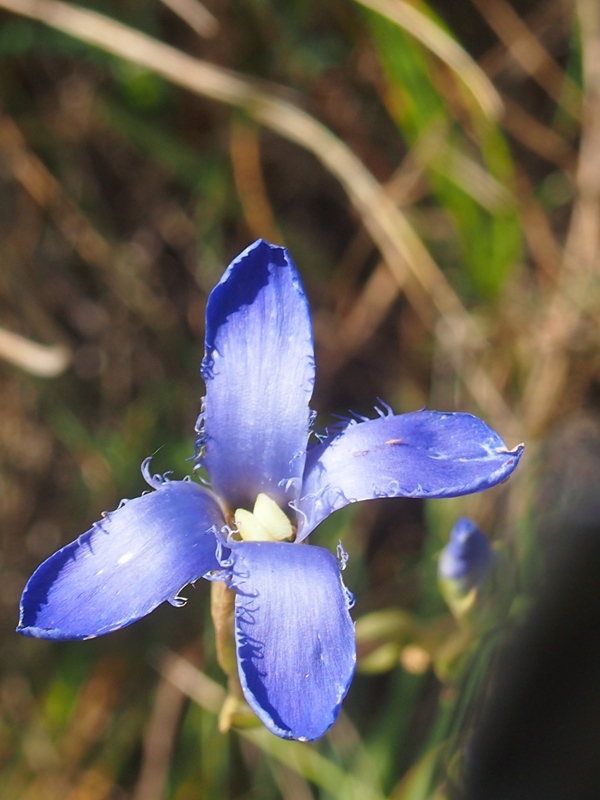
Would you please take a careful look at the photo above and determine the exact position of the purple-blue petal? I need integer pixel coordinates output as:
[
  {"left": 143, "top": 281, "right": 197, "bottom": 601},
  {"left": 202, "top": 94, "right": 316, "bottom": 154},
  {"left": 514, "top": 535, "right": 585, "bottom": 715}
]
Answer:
[
  {"left": 199, "top": 240, "right": 315, "bottom": 511},
  {"left": 227, "top": 541, "right": 355, "bottom": 741},
  {"left": 17, "top": 480, "right": 225, "bottom": 640},
  {"left": 297, "top": 410, "right": 523, "bottom": 539}
]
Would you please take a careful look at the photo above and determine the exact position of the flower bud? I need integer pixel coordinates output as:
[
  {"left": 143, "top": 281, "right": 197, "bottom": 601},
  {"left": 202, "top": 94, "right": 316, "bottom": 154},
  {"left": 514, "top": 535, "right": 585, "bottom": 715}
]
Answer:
[
  {"left": 439, "top": 518, "right": 492, "bottom": 590},
  {"left": 438, "top": 518, "right": 493, "bottom": 620}
]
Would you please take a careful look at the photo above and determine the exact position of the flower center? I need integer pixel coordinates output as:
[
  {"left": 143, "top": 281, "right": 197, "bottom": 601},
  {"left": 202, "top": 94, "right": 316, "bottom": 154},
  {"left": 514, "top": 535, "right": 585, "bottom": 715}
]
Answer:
[{"left": 234, "top": 493, "right": 294, "bottom": 542}]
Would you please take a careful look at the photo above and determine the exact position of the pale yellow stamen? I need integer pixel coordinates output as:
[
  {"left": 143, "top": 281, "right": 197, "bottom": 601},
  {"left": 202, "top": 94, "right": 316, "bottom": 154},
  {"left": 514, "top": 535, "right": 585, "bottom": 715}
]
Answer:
[{"left": 234, "top": 493, "right": 294, "bottom": 542}]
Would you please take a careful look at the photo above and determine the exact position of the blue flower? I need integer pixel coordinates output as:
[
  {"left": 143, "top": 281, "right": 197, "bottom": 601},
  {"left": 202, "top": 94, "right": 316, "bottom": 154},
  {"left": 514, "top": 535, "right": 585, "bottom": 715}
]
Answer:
[{"left": 17, "top": 240, "right": 523, "bottom": 741}]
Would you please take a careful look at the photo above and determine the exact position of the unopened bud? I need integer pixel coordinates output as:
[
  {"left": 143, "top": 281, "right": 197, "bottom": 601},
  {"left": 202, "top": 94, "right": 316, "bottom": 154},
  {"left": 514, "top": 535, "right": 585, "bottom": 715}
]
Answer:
[{"left": 438, "top": 517, "right": 492, "bottom": 591}]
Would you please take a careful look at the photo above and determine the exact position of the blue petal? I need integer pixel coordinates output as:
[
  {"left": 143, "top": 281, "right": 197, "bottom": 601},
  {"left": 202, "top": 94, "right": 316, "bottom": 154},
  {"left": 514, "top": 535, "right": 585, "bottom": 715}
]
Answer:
[
  {"left": 227, "top": 541, "right": 355, "bottom": 741},
  {"left": 199, "top": 240, "right": 315, "bottom": 511},
  {"left": 17, "top": 480, "right": 225, "bottom": 640},
  {"left": 297, "top": 410, "right": 524, "bottom": 538}
]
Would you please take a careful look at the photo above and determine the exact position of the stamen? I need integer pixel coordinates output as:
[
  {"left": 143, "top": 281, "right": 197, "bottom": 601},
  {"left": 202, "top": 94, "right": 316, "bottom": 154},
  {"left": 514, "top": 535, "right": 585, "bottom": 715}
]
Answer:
[
  {"left": 235, "top": 493, "right": 294, "bottom": 542},
  {"left": 234, "top": 508, "right": 270, "bottom": 542}
]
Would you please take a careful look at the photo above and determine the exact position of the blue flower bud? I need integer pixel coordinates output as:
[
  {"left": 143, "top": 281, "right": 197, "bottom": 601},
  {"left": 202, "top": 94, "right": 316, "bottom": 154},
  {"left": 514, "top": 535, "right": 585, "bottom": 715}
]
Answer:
[{"left": 438, "top": 517, "right": 493, "bottom": 593}]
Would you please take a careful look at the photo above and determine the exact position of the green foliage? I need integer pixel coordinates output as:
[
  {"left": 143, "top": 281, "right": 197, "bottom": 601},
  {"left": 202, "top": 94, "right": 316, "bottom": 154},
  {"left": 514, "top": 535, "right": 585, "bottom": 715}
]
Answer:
[{"left": 365, "top": 11, "right": 522, "bottom": 299}]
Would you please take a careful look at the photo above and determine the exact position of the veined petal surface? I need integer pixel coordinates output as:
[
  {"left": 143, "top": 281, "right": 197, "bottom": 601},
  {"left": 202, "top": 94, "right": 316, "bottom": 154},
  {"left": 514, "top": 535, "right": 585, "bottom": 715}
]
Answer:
[
  {"left": 200, "top": 240, "right": 314, "bottom": 511},
  {"left": 228, "top": 541, "right": 355, "bottom": 741},
  {"left": 297, "top": 410, "right": 523, "bottom": 539},
  {"left": 18, "top": 480, "right": 224, "bottom": 640}
]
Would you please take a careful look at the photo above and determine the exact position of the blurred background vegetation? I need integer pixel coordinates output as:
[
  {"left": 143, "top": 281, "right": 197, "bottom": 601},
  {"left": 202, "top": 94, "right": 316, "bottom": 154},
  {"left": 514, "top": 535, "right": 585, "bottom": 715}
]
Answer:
[{"left": 1, "top": 0, "right": 599, "bottom": 798}]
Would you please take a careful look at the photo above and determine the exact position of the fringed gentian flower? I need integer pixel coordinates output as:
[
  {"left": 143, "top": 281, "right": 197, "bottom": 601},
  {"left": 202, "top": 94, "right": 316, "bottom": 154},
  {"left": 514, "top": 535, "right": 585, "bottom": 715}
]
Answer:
[{"left": 17, "top": 240, "right": 523, "bottom": 741}]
